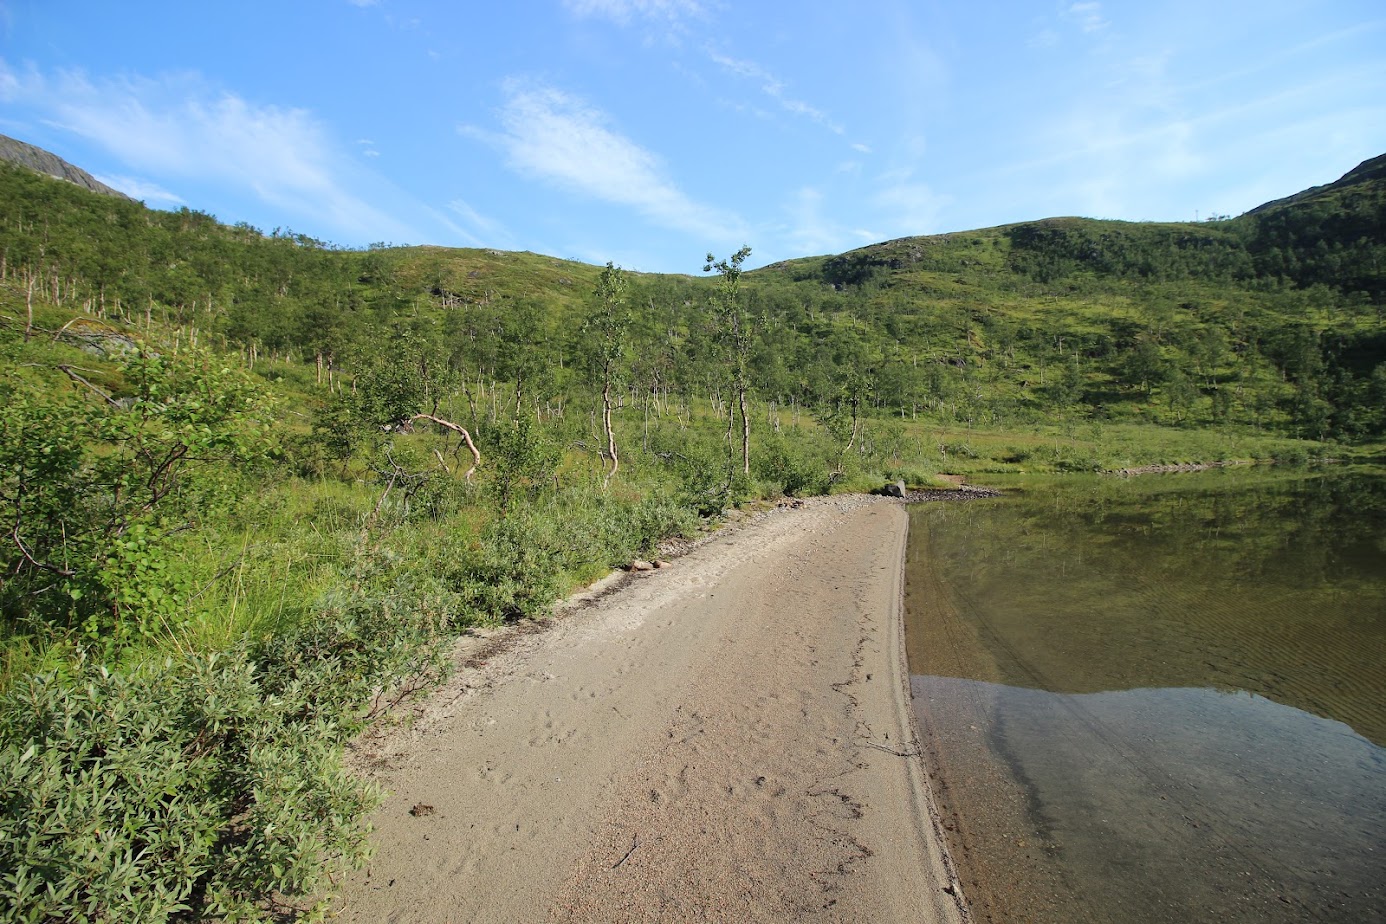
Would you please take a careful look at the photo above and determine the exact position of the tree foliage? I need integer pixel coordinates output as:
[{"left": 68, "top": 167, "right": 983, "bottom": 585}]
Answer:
[
  {"left": 1, "top": 347, "right": 271, "bottom": 648},
  {"left": 704, "top": 246, "right": 756, "bottom": 477}
]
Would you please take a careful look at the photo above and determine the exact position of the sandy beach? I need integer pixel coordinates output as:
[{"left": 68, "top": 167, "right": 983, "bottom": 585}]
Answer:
[{"left": 332, "top": 495, "right": 968, "bottom": 923}]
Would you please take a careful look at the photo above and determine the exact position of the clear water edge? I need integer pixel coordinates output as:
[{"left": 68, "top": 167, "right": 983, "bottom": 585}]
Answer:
[{"left": 903, "top": 469, "right": 1386, "bottom": 924}]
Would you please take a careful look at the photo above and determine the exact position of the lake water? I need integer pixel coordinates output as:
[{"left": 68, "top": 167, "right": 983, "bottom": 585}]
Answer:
[{"left": 904, "top": 469, "right": 1386, "bottom": 924}]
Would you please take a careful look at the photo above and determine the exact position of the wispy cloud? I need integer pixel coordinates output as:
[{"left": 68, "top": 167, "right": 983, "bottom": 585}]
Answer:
[
  {"left": 462, "top": 79, "right": 744, "bottom": 241},
  {"left": 706, "top": 49, "right": 845, "bottom": 135},
  {"left": 784, "top": 186, "right": 841, "bottom": 256},
  {"left": 562, "top": 0, "right": 703, "bottom": 24},
  {"left": 93, "top": 173, "right": 184, "bottom": 204},
  {"left": 345, "top": 0, "right": 378, "bottom": 7},
  {"left": 0, "top": 61, "right": 420, "bottom": 242},
  {"left": 447, "top": 197, "right": 512, "bottom": 247},
  {"left": 871, "top": 172, "right": 949, "bottom": 237},
  {"left": 1064, "top": 1, "right": 1109, "bottom": 35},
  {"left": 777, "top": 187, "right": 886, "bottom": 258}
]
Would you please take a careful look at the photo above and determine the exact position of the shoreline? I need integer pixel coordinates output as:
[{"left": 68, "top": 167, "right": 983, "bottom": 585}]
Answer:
[{"left": 332, "top": 495, "right": 968, "bottom": 923}]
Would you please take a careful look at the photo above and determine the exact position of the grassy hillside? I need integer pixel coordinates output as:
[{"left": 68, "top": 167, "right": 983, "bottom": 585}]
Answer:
[
  {"left": 748, "top": 155, "right": 1385, "bottom": 441},
  {"left": 2, "top": 153, "right": 1383, "bottom": 449}
]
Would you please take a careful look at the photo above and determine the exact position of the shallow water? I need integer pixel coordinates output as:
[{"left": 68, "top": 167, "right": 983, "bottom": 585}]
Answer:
[{"left": 904, "top": 469, "right": 1386, "bottom": 924}]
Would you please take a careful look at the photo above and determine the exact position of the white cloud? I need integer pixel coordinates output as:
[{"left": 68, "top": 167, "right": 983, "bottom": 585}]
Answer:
[
  {"left": 851, "top": 142, "right": 872, "bottom": 154},
  {"left": 0, "top": 61, "right": 419, "bottom": 242},
  {"left": 562, "top": 0, "right": 703, "bottom": 24},
  {"left": 778, "top": 187, "right": 889, "bottom": 257},
  {"left": 1065, "top": 2, "right": 1109, "bottom": 34},
  {"left": 714, "top": 96, "right": 775, "bottom": 123},
  {"left": 785, "top": 186, "right": 838, "bottom": 255},
  {"left": 346, "top": 0, "right": 379, "bottom": 7},
  {"left": 447, "top": 197, "right": 511, "bottom": 246},
  {"left": 93, "top": 173, "right": 184, "bottom": 204},
  {"left": 706, "top": 50, "right": 764, "bottom": 82},
  {"left": 871, "top": 175, "right": 949, "bottom": 236},
  {"left": 462, "top": 79, "right": 745, "bottom": 241},
  {"left": 706, "top": 49, "right": 844, "bottom": 134}
]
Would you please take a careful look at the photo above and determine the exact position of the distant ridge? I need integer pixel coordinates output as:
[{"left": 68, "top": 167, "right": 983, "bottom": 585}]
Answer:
[
  {"left": 1245, "top": 153, "right": 1386, "bottom": 216},
  {"left": 0, "top": 133, "right": 133, "bottom": 201}
]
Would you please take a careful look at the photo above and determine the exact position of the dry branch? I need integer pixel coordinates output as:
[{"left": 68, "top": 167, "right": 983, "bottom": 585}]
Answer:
[
  {"left": 56, "top": 364, "right": 122, "bottom": 408},
  {"left": 409, "top": 413, "right": 482, "bottom": 482},
  {"left": 612, "top": 833, "right": 642, "bottom": 869}
]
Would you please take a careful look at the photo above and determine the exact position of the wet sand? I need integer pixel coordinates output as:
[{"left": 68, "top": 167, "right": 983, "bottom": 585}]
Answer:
[{"left": 332, "top": 495, "right": 967, "bottom": 923}]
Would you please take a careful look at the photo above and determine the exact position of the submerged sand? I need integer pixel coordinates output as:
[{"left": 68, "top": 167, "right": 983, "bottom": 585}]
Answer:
[{"left": 333, "top": 495, "right": 967, "bottom": 923}]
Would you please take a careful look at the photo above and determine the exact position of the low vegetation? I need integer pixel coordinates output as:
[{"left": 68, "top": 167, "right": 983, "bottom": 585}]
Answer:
[{"left": 0, "top": 151, "right": 1381, "bottom": 920}]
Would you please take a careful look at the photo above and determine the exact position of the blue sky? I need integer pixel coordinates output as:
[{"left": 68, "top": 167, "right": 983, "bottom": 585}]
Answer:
[{"left": 2, "top": 1, "right": 1383, "bottom": 272}]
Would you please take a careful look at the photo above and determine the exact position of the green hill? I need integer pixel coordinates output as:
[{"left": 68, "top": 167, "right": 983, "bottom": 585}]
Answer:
[
  {"left": 8, "top": 150, "right": 1384, "bottom": 446},
  {"left": 743, "top": 155, "right": 1385, "bottom": 440}
]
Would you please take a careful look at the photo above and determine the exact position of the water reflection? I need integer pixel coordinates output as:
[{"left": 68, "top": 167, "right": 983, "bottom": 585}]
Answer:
[
  {"left": 906, "top": 469, "right": 1386, "bottom": 745},
  {"left": 905, "top": 469, "right": 1386, "bottom": 924}
]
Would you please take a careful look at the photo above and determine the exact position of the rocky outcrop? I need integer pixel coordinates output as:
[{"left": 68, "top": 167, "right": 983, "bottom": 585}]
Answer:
[{"left": 0, "top": 133, "right": 133, "bottom": 200}]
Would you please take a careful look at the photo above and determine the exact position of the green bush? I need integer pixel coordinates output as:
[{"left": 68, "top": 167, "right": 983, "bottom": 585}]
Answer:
[
  {"left": 938, "top": 440, "right": 979, "bottom": 459},
  {"left": 754, "top": 431, "right": 830, "bottom": 497},
  {"left": 882, "top": 465, "right": 938, "bottom": 487},
  {"left": 432, "top": 490, "right": 697, "bottom": 622},
  {"left": 619, "top": 494, "right": 698, "bottom": 556},
  {"left": 649, "top": 432, "right": 749, "bottom": 515},
  {"left": 445, "top": 511, "right": 567, "bottom": 622},
  {"left": 0, "top": 348, "right": 272, "bottom": 650},
  {"left": 0, "top": 570, "right": 449, "bottom": 923},
  {"left": 485, "top": 416, "right": 560, "bottom": 517},
  {"left": 0, "top": 655, "right": 370, "bottom": 923}
]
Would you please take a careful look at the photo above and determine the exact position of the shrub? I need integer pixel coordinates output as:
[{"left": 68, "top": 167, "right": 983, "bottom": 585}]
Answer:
[
  {"left": 0, "top": 348, "right": 272, "bottom": 650},
  {"left": 0, "top": 654, "right": 372, "bottom": 923},
  {"left": 754, "top": 431, "right": 830, "bottom": 497},
  {"left": 445, "top": 511, "right": 567, "bottom": 622},
  {"left": 657, "top": 436, "right": 751, "bottom": 515},
  {"left": 0, "top": 575, "right": 449, "bottom": 923}
]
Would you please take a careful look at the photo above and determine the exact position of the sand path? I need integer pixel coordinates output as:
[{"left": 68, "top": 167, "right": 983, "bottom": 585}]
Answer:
[{"left": 333, "top": 495, "right": 967, "bottom": 923}]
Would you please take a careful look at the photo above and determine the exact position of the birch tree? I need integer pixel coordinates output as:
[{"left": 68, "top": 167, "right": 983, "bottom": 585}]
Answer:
[
  {"left": 704, "top": 246, "right": 754, "bottom": 476},
  {"left": 586, "top": 261, "right": 630, "bottom": 487}
]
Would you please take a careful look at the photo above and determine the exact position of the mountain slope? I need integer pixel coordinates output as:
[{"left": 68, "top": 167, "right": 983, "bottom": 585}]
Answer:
[
  {"left": 1246, "top": 153, "right": 1386, "bottom": 216},
  {"left": 0, "top": 133, "right": 133, "bottom": 200},
  {"left": 1238, "top": 153, "right": 1386, "bottom": 298}
]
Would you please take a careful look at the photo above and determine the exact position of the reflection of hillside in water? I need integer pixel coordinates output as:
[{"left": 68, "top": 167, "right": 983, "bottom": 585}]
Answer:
[{"left": 904, "top": 469, "right": 1386, "bottom": 747}]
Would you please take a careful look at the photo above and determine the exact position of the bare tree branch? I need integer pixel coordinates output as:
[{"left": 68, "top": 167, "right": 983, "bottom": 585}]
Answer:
[
  {"left": 11, "top": 524, "right": 76, "bottom": 578},
  {"left": 56, "top": 364, "right": 122, "bottom": 408},
  {"left": 409, "top": 414, "right": 482, "bottom": 482}
]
